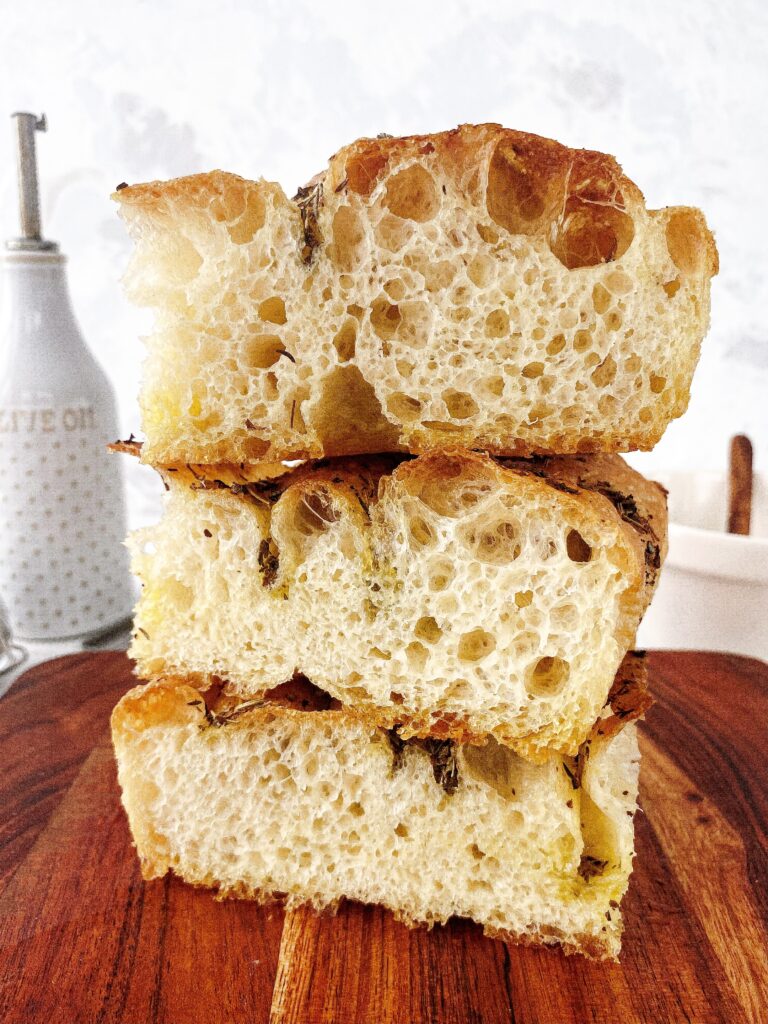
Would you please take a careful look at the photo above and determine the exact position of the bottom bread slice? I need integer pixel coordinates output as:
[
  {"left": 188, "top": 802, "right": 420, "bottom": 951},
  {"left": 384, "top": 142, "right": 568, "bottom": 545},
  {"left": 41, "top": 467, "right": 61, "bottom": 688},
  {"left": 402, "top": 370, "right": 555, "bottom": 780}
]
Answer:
[{"left": 111, "top": 665, "right": 647, "bottom": 960}]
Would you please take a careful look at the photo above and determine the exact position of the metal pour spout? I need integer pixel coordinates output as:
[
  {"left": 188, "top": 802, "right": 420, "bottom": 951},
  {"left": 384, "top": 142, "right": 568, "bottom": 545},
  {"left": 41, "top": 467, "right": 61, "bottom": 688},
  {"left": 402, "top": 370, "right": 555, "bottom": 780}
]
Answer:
[{"left": 6, "top": 111, "right": 58, "bottom": 252}]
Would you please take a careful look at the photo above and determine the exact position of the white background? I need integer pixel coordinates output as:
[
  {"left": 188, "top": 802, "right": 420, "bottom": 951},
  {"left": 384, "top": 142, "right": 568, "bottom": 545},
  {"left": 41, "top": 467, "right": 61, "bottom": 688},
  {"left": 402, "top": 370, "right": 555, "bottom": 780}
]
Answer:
[{"left": 1, "top": 0, "right": 766, "bottom": 529}]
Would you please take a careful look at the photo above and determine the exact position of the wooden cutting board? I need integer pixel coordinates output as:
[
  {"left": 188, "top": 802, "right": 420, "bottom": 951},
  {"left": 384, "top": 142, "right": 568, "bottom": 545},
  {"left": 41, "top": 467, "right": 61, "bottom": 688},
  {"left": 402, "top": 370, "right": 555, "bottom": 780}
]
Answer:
[{"left": 0, "top": 651, "right": 765, "bottom": 1024}]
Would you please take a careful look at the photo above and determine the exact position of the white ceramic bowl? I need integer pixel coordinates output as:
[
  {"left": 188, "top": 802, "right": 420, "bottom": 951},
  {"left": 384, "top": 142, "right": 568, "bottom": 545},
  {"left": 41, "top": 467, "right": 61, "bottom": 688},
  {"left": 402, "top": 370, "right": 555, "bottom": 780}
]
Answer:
[{"left": 637, "top": 470, "right": 768, "bottom": 661}]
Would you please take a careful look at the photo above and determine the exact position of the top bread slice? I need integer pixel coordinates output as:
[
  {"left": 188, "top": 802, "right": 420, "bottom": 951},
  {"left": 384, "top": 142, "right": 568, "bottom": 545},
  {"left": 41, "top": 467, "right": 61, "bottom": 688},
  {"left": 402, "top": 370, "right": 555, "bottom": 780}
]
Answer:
[{"left": 115, "top": 123, "right": 718, "bottom": 466}]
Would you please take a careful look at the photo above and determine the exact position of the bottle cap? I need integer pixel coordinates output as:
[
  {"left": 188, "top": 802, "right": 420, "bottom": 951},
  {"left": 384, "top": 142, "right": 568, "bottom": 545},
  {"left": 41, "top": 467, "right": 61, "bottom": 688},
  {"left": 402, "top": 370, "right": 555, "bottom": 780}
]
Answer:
[{"left": 5, "top": 112, "right": 59, "bottom": 253}]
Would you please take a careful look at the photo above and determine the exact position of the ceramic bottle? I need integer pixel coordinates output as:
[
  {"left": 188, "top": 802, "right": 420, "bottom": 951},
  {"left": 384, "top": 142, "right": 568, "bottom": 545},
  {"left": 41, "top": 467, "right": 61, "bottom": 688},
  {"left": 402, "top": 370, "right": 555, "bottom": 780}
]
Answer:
[{"left": 0, "top": 113, "right": 133, "bottom": 639}]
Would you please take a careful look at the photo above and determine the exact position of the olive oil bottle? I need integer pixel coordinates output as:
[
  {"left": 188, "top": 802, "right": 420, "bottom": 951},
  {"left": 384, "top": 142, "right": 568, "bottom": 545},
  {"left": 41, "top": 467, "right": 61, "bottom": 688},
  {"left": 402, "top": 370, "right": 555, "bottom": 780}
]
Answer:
[{"left": 0, "top": 113, "right": 133, "bottom": 639}]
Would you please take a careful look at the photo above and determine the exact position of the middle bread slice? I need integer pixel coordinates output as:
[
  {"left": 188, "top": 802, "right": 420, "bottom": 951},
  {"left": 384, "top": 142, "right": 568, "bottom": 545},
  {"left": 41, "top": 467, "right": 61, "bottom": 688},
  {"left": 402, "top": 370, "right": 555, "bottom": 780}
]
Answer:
[{"left": 129, "top": 448, "right": 666, "bottom": 761}]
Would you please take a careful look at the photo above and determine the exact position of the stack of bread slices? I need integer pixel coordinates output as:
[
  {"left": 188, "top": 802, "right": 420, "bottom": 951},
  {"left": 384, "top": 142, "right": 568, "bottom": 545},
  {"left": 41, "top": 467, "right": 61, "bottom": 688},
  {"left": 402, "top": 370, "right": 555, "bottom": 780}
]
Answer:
[{"left": 110, "top": 124, "right": 717, "bottom": 960}]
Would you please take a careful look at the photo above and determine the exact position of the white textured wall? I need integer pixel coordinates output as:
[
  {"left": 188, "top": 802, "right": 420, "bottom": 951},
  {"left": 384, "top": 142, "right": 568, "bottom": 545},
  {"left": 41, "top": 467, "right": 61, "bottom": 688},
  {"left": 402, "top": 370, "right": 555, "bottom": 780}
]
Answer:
[{"left": 1, "top": 0, "right": 766, "bottom": 526}]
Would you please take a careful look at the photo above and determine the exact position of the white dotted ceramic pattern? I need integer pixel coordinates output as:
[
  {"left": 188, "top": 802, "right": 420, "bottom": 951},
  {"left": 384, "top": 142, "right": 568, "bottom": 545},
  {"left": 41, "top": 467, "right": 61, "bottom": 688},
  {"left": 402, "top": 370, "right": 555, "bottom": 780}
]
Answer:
[
  {"left": 0, "top": 413, "right": 132, "bottom": 639},
  {"left": 0, "top": 251, "right": 134, "bottom": 640}
]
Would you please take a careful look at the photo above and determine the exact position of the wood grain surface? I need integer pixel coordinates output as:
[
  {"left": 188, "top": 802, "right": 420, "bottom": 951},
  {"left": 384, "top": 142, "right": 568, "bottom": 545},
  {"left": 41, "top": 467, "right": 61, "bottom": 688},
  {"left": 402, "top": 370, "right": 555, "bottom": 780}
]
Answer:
[{"left": 0, "top": 651, "right": 765, "bottom": 1024}]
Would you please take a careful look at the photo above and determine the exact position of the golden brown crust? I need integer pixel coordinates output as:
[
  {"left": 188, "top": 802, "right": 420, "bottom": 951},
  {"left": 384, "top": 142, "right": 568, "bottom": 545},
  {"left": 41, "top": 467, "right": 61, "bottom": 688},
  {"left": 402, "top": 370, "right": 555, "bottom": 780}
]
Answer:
[
  {"left": 115, "top": 444, "right": 667, "bottom": 586},
  {"left": 115, "top": 124, "right": 645, "bottom": 239},
  {"left": 109, "top": 438, "right": 143, "bottom": 458},
  {"left": 122, "top": 662, "right": 650, "bottom": 763},
  {"left": 113, "top": 123, "right": 717, "bottom": 290},
  {"left": 113, "top": 169, "right": 261, "bottom": 211},
  {"left": 214, "top": 675, "right": 341, "bottom": 714},
  {"left": 118, "top": 649, "right": 649, "bottom": 773},
  {"left": 325, "top": 123, "right": 645, "bottom": 238},
  {"left": 114, "top": 125, "right": 717, "bottom": 281},
  {"left": 594, "top": 651, "right": 654, "bottom": 741},
  {"left": 113, "top": 442, "right": 667, "bottom": 571},
  {"left": 125, "top": 444, "right": 667, "bottom": 550},
  {"left": 109, "top": 437, "right": 293, "bottom": 486}
]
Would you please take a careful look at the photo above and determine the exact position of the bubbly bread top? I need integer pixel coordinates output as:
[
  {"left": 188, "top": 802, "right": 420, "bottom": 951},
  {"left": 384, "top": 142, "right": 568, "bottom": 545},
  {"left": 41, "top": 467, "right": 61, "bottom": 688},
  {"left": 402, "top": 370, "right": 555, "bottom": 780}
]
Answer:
[
  {"left": 115, "top": 123, "right": 718, "bottom": 466},
  {"left": 129, "top": 448, "right": 666, "bottom": 760},
  {"left": 111, "top": 663, "right": 647, "bottom": 960}
]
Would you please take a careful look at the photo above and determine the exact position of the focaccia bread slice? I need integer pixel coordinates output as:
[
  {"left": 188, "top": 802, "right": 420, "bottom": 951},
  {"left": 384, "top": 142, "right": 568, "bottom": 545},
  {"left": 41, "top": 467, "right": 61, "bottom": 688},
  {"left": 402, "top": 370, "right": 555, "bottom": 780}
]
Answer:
[
  {"left": 115, "top": 123, "right": 717, "bottom": 466},
  {"left": 111, "top": 661, "right": 649, "bottom": 961},
  {"left": 128, "top": 448, "right": 666, "bottom": 761}
]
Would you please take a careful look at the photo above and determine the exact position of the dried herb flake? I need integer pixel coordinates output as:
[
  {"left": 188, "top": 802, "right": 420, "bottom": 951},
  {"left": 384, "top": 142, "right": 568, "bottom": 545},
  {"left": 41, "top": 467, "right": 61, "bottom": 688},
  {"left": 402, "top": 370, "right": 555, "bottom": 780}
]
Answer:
[
  {"left": 386, "top": 727, "right": 407, "bottom": 773},
  {"left": 197, "top": 697, "right": 267, "bottom": 728},
  {"left": 258, "top": 536, "right": 280, "bottom": 587},
  {"left": 577, "top": 855, "right": 608, "bottom": 882},
  {"left": 294, "top": 180, "right": 323, "bottom": 264},
  {"left": 385, "top": 731, "right": 460, "bottom": 794},
  {"left": 562, "top": 761, "right": 580, "bottom": 790},
  {"left": 421, "top": 738, "right": 460, "bottom": 794}
]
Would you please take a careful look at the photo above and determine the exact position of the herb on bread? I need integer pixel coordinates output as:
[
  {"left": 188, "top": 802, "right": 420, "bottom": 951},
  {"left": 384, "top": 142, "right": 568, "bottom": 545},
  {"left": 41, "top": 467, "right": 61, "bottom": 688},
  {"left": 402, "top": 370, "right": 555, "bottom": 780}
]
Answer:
[{"left": 294, "top": 180, "right": 323, "bottom": 264}]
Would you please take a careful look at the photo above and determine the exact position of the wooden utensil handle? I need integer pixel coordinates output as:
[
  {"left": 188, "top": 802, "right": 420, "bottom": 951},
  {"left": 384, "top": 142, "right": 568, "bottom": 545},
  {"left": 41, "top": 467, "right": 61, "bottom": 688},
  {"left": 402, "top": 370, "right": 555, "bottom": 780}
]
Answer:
[{"left": 727, "top": 434, "right": 753, "bottom": 535}]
